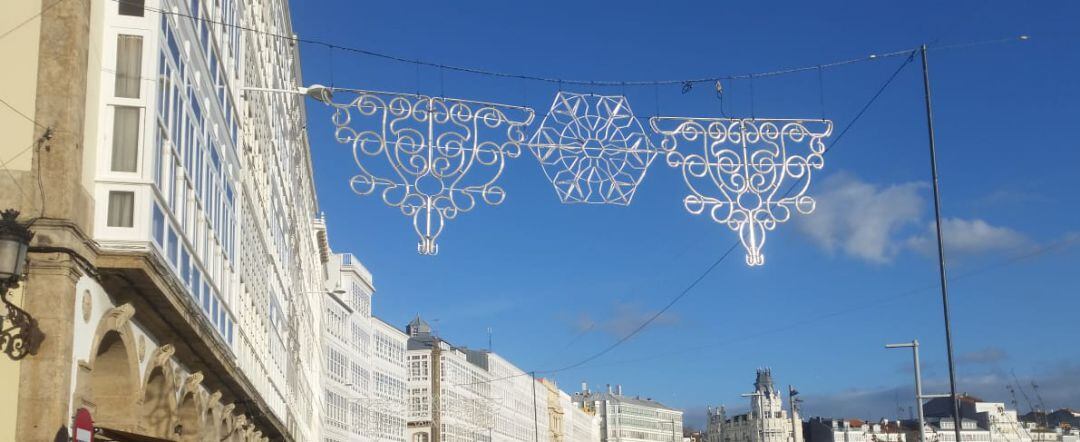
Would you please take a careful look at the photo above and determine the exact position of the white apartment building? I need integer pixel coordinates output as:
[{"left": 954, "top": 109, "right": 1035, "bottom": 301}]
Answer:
[
  {"left": 323, "top": 252, "right": 409, "bottom": 442},
  {"left": 543, "top": 379, "right": 604, "bottom": 442},
  {"left": 0, "top": 0, "right": 325, "bottom": 438},
  {"left": 573, "top": 384, "right": 684, "bottom": 442},
  {"left": 806, "top": 418, "right": 906, "bottom": 442},
  {"left": 923, "top": 396, "right": 1034, "bottom": 442},
  {"left": 406, "top": 316, "right": 590, "bottom": 442},
  {"left": 706, "top": 369, "right": 802, "bottom": 442}
]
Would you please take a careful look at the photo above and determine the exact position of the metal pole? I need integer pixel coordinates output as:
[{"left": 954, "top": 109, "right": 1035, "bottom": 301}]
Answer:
[
  {"left": 920, "top": 43, "right": 963, "bottom": 442},
  {"left": 789, "top": 386, "right": 799, "bottom": 442},
  {"left": 887, "top": 341, "right": 928, "bottom": 442},
  {"left": 531, "top": 371, "right": 540, "bottom": 442},
  {"left": 913, "top": 341, "right": 927, "bottom": 442}
]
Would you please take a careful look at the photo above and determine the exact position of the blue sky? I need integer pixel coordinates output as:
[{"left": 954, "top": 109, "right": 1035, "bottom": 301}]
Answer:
[{"left": 292, "top": 0, "right": 1080, "bottom": 427}]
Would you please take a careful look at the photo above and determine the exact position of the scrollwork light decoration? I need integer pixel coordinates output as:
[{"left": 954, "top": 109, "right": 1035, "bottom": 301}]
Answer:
[
  {"left": 329, "top": 89, "right": 535, "bottom": 255},
  {"left": 529, "top": 92, "right": 657, "bottom": 205},
  {"left": 649, "top": 117, "right": 834, "bottom": 266}
]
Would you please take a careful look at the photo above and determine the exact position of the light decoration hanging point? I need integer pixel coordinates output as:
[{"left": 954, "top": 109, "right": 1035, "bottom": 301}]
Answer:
[
  {"left": 529, "top": 92, "right": 658, "bottom": 205},
  {"left": 650, "top": 117, "right": 834, "bottom": 266},
  {"left": 328, "top": 89, "right": 534, "bottom": 255}
]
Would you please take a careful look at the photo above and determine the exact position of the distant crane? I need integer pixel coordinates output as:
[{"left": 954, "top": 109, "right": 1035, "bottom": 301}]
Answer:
[
  {"left": 1011, "top": 371, "right": 1038, "bottom": 421},
  {"left": 1006, "top": 385, "right": 1020, "bottom": 413},
  {"left": 1032, "top": 381, "right": 1049, "bottom": 426}
]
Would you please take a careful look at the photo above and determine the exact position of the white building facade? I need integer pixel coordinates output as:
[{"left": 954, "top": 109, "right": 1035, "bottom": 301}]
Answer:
[
  {"left": 573, "top": 384, "right": 684, "bottom": 442},
  {"left": 807, "top": 418, "right": 906, "bottom": 442},
  {"left": 0, "top": 0, "right": 326, "bottom": 438},
  {"left": 706, "top": 369, "right": 802, "bottom": 442},
  {"left": 322, "top": 252, "right": 409, "bottom": 442},
  {"left": 405, "top": 316, "right": 593, "bottom": 442}
]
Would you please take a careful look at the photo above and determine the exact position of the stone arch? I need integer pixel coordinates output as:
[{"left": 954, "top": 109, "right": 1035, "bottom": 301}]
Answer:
[
  {"left": 175, "top": 390, "right": 202, "bottom": 441},
  {"left": 202, "top": 405, "right": 219, "bottom": 441},
  {"left": 218, "top": 404, "right": 235, "bottom": 441},
  {"left": 82, "top": 304, "right": 141, "bottom": 431},
  {"left": 138, "top": 360, "right": 173, "bottom": 434}
]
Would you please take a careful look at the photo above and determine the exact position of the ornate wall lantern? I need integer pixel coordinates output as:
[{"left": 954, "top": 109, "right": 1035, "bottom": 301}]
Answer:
[{"left": 0, "top": 209, "right": 45, "bottom": 360}]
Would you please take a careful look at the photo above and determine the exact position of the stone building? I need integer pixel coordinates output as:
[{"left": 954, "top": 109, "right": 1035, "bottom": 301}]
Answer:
[
  {"left": 0, "top": 0, "right": 327, "bottom": 439},
  {"left": 706, "top": 369, "right": 803, "bottom": 442},
  {"left": 572, "top": 383, "right": 684, "bottom": 442}
]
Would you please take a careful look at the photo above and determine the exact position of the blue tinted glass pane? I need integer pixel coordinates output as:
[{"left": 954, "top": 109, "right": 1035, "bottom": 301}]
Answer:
[
  {"left": 152, "top": 204, "right": 164, "bottom": 245},
  {"left": 167, "top": 229, "right": 178, "bottom": 265},
  {"left": 202, "top": 283, "right": 211, "bottom": 312},
  {"left": 180, "top": 250, "right": 190, "bottom": 287},
  {"left": 192, "top": 271, "right": 201, "bottom": 299}
]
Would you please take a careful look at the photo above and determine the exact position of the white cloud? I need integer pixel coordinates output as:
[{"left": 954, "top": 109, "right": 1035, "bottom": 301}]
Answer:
[
  {"left": 576, "top": 302, "right": 680, "bottom": 338},
  {"left": 796, "top": 172, "right": 925, "bottom": 263},
  {"left": 957, "top": 347, "right": 1009, "bottom": 365},
  {"left": 906, "top": 218, "right": 1029, "bottom": 255}
]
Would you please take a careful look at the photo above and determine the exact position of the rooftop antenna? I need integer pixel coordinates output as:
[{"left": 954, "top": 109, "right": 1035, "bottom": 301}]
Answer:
[{"left": 487, "top": 326, "right": 493, "bottom": 352}]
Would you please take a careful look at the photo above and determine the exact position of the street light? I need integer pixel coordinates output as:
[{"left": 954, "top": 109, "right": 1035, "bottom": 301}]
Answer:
[
  {"left": 241, "top": 84, "right": 334, "bottom": 104},
  {"left": 0, "top": 209, "right": 44, "bottom": 360},
  {"left": 886, "top": 340, "right": 952, "bottom": 442}
]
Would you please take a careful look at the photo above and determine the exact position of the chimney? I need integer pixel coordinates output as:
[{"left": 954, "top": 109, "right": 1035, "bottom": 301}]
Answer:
[
  {"left": 617, "top": 385, "right": 623, "bottom": 395},
  {"left": 582, "top": 382, "right": 589, "bottom": 394},
  {"left": 607, "top": 384, "right": 612, "bottom": 394}
]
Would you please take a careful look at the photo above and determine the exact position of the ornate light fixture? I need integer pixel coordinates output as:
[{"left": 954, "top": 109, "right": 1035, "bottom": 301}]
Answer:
[
  {"left": 0, "top": 209, "right": 45, "bottom": 360},
  {"left": 650, "top": 118, "right": 833, "bottom": 266},
  {"left": 328, "top": 89, "right": 534, "bottom": 255},
  {"left": 529, "top": 93, "right": 657, "bottom": 205}
]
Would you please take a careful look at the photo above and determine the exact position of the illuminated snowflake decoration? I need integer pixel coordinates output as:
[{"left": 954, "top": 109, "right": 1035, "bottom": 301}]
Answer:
[
  {"left": 650, "top": 117, "right": 834, "bottom": 266},
  {"left": 329, "top": 89, "right": 535, "bottom": 255},
  {"left": 529, "top": 92, "right": 657, "bottom": 205}
]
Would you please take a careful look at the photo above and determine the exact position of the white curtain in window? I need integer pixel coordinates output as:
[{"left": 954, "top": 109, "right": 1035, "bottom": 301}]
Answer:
[
  {"left": 111, "top": 106, "right": 140, "bottom": 172},
  {"left": 114, "top": 35, "right": 143, "bottom": 98},
  {"left": 107, "top": 191, "right": 135, "bottom": 227}
]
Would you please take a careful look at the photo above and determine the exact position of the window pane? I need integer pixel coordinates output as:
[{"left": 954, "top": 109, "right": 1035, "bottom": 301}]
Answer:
[
  {"left": 152, "top": 203, "right": 164, "bottom": 245},
  {"left": 114, "top": 35, "right": 143, "bottom": 98},
  {"left": 107, "top": 191, "right": 135, "bottom": 227},
  {"left": 118, "top": 0, "right": 145, "bottom": 16},
  {"left": 111, "top": 106, "right": 140, "bottom": 172}
]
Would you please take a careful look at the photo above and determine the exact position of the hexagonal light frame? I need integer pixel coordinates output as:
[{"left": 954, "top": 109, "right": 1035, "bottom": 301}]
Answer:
[{"left": 529, "top": 92, "right": 658, "bottom": 205}]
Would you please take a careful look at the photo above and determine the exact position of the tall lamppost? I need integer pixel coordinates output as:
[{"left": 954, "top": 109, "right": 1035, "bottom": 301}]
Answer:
[
  {"left": 0, "top": 209, "right": 44, "bottom": 360},
  {"left": 886, "top": 340, "right": 952, "bottom": 442}
]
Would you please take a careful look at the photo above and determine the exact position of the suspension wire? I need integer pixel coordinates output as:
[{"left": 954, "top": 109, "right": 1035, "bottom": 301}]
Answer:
[
  {"left": 818, "top": 65, "right": 827, "bottom": 120},
  {"left": 406, "top": 47, "right": 930, "bottom": 389},
  {"left": 0, "top": 96, "right": 50, "bottom": 130},
  {"left": 0, "top": 0, "right": 71, "bottom": 41},
  {"left": 749, "top": 74, "right": 756, "bottom": 119},
  {"left": 543, "top": 49, "right": 917, "bottom": 377},
  {"left": 109, "top": 0, "right": 1027, "bottom": 88},
  {"left": 653, "top": 83, "right": 660, "bottom": 117},
  {"left": 103, "top": 0, "right": 1030, "bottom": 387},
  {"left": 553, "top": 232, "right": 1080, "bottom": 373},
  {"left": 328, "top": 46, "right": 335, "bottom": 88}
]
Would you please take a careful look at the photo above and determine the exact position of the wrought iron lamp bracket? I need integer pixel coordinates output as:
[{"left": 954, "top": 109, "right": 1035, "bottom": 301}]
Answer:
[
  {"left": 0, "top": 279, "right": 45, "bottom": 360},
  {"left": 0, "top": 209, "right": 44, "bottom": 360}
]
